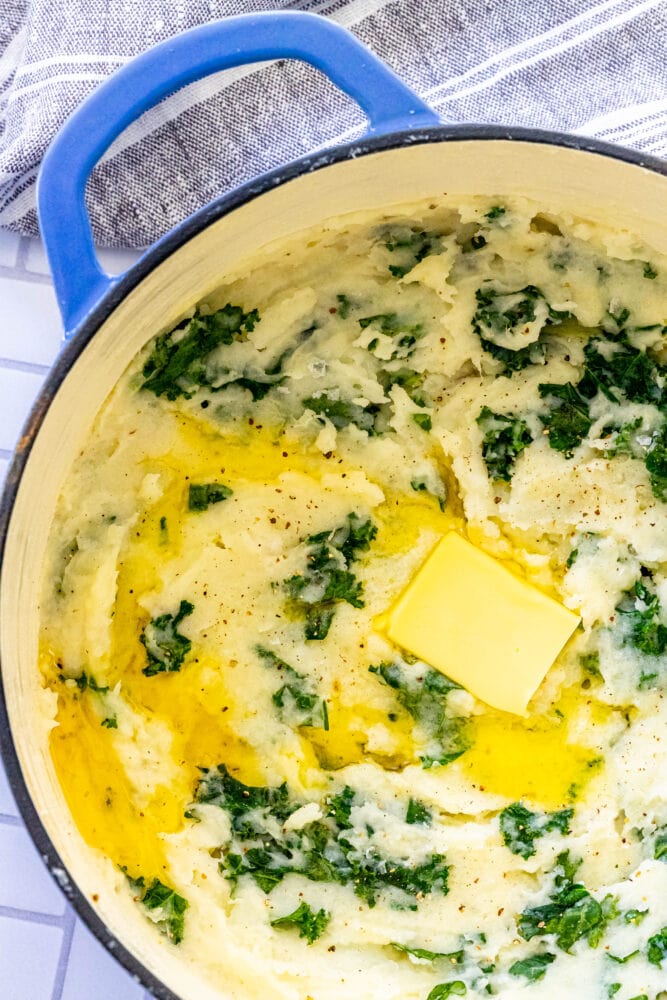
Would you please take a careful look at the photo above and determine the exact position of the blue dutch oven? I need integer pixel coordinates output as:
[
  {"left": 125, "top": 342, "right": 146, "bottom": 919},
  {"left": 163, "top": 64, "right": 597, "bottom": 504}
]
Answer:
[{"left": 1, "top": 11, "right": 666, "bottom": 999}]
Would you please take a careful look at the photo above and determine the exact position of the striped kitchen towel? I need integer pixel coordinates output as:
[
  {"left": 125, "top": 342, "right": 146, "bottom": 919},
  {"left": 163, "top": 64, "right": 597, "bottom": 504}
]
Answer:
[{"left": 1, "top": 0, "right": 666, "bottom": 248}]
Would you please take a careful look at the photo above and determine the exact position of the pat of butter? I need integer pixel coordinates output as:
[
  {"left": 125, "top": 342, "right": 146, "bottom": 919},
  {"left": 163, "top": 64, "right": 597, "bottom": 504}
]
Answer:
[{"left": 384, "top": 532, "right": 580, "bottom": 715}]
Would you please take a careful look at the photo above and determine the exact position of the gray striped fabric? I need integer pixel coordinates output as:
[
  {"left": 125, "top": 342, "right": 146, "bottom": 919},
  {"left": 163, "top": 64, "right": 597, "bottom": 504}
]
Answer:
[{"left": 1, "top": 0, "right": 666, "bottom": 248}]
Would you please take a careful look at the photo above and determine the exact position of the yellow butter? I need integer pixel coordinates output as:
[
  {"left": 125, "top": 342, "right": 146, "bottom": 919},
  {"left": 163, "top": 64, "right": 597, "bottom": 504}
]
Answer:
[{"left": 384, "top": 532, "right": 580, "bottom": 715}]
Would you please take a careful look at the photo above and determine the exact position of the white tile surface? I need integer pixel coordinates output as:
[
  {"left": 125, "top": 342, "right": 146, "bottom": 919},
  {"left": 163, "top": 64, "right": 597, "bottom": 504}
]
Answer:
[
  {"left": 61, "top": 921, "right": 145, "bottom": 1000},
  {"left": 0, "top": 237, "right": 152, "bottom": 1000},
  {"left": 0, "top": 229, "right": 20, "bottom": 268},
  {"left": 0, "top": 823, "right": 67, "bottom": 915},
  {"left": 0, "top": 915, "right": 64, "bottom": 1000},
  {"left": 0, "top": 277, "right": 63, "bottom": 366}
]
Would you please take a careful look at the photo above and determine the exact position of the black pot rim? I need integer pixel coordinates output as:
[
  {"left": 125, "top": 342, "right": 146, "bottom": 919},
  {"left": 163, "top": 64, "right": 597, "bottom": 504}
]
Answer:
[{"left": 1, "top": 121, "right": 666, "bottom": 1000}]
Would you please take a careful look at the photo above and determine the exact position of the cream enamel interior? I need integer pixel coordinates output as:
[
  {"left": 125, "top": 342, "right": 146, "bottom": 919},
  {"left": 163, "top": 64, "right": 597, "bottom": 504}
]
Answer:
[{"left": 3, "top": 137, "right": 667, "bottom": 999}]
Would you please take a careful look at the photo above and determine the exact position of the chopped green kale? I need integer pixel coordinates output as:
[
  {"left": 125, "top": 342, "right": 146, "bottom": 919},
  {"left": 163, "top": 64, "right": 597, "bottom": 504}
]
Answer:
[
  {"left": 578, "top": 333, "right": 666, "bottom": 408},
  {"left": 499, "top": 802, "right": 573, "bottom": 859},
  {"left": 69, "top": 672, "right": 109, "bottom": 694},
  {"left": 381, "top": 224, "right": 441, "bottom": 278},
  {"left": 270, "top": 901, "right": 331, "bottom": 944},
  {"left": 390, "top": 943, "right": 464, "bottom": 964},
  {"left": 518, "top": 864, "right": 618, "bottom": 952},
  {"left": 140, "top": 599, "right": 194, "bottom": 676},
  {"left": 643, "top": 262, "right": 658, "bottom": 279},
  {"left": 188, "top": 482, "right": 233, "bottom": 511},
  {"left": 646, "top": 424, "right": 667, "bottom": 500},
  {"left": 538, "top": 382, "right": 592, "bottom": 457},
  {"left": 100, "top": 716, "right": 118, "bottom": 729},
  {"left": 426, "top": 983, "right": 467, "bottom": 999},
  {"left": 283, "top": 514, "right": 376, "bottom": 641},
  {"left": 624, "top": 908, "right": 649, "bottom": 925},
  {"left": 485, "top": 206, "right": 506, "bottom": 221},
  {"left": 359, "top": 313, "right": 424, "bottom": 360},
  {"left": 302, "top": 392, "right": 380, "bottom": 434},
  {"left": 476, "top": 406, "right": 533, "bottom": 481},
  {"left": 369, "top": 661, "right": 471, "bottom": 768},
  {"left": 336, "top": 293, "right": 352, "bottom": 318},
  {"left": 413, "top": 412, "right": 432, "bottom": 431},
  {"left": 256, "top": 645, "right": 328, "bottom": 730},
  {"left": 648, "top": 927, "right": 667, "bottom": 966},
  {"left": 125, "top": 873, "right": 188, "bottom": 944},
  {"left": 406, "top": 798, "right": 432, "bottom": 826},
  {"left": 508, "top": 953, "right": 556, "bottom": 981},
  {"left": 193, "top": 766, "right": 449, "bottom": 908},
  {"left": 616, "top": 578, "right": 667, "bottom": 658},
  {"left": 472, "top": 285, "right": 569, "bottom": 375},
  {"left": 141, "top": 304, "right": 259, "bottom": 400},
  {"left": 655, "top": 827, "right": 667, "bottom": 861}
]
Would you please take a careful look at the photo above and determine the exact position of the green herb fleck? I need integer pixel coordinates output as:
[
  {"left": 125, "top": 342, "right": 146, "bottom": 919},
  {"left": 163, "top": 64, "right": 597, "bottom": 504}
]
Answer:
[
  {"left": 508, "top": 953, "right": 556, "bottom": 981},
  {"left": 648, "top": 927, "right": 667, "bottom": 966},
  {"left": 125, "top": 873, "right": 188, "bottom": 944},
  {"left": 369, "top": 661, "right": 471, "bottom": 768},
  {"left": 270, "top": 901, "right": 331, "bottom": 944},
  {"left": 140, "top": 599, "right": 194, "bottom": 676},
  {"left": 616, "top": 578, "right": 667, "bottom": 658},
  {"left": 485, "top": 206, "right": 506, "bottom": 221},
  {"left": 538, "top": 382, "right": 592, "bottom": 457},
  {"left": 283, "top": 514, "right": 376, "bottom": 641},
  {"left": 499, "top": 802, "right": 573, "bottom": 859},
  {"left": 477, "top": 406, "right": 533, "bottom": 481},
  {"left": 256, "top": 645, "right": 328, "bottom": 730},
  {"left": 643, "top": 262, "right": 658, "bottom": 279},
  {"left": 426, "top": 983, "right": 467, "bottom": 999},
  {"left": 406, "top": 798, "right": 432, "bottom": 826},
  {"left": 381, "top": 225, "right": 441, "bottom": 278},
  {"left": 390, "top": 943, "right": 463, "bottom": 964},
  {"left": 413, "top": 412, "right": 432, "bottom": 432},
  {"left": 141, "top": 304, "right": 259, "bottom": 400},
  {"left": 336, "top": 293, "right": 352, "bottom": 318},
  {"left": 188, "top": 482, "right": 233, "bottom": 511},
  {"left": 101, "top": 716, "right": 118, "bottom": 729}
]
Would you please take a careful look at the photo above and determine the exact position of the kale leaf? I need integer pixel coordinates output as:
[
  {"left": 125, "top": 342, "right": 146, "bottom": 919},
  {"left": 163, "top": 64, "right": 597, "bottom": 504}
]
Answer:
[
  {"left": 518, "top": 873, "right": 618, "bottom": 952},
  {"left": 426, "top": 983, "right": 467, "bottom": 999},
  {"left": 648, "top": 927, "right": 667, "bottom": 966},
  {"left": 655, "top": 827, "right": 667, "bottom": 861},
  {"left": 270, "top": 901, "right": 331, "bottom": 944},
  {"left": 193, "top": 768, "right": 449, "bottom": 909},
  {"left": 381, "top": 225, "right": 441, "bottom": 278},
  {"left": 302, "top": 392, "right": 380, "bottom": 434},
  {"left": 499, "top": 802, "right": 573, "bottom": 859},
  {"left": 472, "top": 285, "right": 569, "bottom": 375},
  {"left": 284, "top": 514, "right": 376, "bottom": 641},
  {"left": 477, "top": 406, "right": 533, "bottom": 481},
  {"left": 141, "top": 304, "right": 259, "bottom": 400},
  {"left": 256, "top": 645, "right": 329, "bottom": 730},
  {"left": 508, "top": 953, "right": 556, "bottom": 981},
  {"left": 406, "top": 798, "right": 432, "bottom": 826},
  {"left": 538, "top": 382, "right": 592, "bottom": 457},
  {"left": 578, "top": 334, "right": 666, "bottom": 407},
  {"left": 616, "top": 578, "right": 667, "bottom": 658},
  {"left": 125, "top": 873, "right": 188, "bottom": 944},
  {"left": 140, "top": 599, "right": 194, "bottom": 676},
  {"left": 358, "top": 313, "right": 425, "bottom": 360},
  {"left": 369, "top": 661, "right": 471, "bottom": 768},
  {"left": 188, "top": 482, "right": 233, "bottom": 511},
  {"left": 645, "top": 424, "right": 667, "bottom": 500},
  {"left": 390, "top": 943, "right": 464, "bottom": 964}
]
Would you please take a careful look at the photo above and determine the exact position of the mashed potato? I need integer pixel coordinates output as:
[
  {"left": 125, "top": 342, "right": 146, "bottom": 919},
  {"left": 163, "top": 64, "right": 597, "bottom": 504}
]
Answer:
[{"left": 40, "top": 197, "right": 667, "bottom": 999}]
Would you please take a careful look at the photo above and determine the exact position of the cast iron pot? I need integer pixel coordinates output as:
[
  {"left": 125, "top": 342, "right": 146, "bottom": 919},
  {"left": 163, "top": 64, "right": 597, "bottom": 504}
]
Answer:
[{"left": 1, "top": 11, "right": 666, "bottom": 999}]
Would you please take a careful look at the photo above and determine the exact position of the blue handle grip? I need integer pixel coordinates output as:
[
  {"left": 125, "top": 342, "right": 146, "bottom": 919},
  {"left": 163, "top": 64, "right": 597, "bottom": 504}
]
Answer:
[{"left": 37, "top": 11, "right": 439, "bottom": 336}]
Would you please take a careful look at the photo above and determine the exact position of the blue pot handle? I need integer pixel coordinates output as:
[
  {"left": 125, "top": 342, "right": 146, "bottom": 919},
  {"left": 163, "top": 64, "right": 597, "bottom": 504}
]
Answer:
[{"left": 37, "top": 11, "right": 439, "bottom": 337}]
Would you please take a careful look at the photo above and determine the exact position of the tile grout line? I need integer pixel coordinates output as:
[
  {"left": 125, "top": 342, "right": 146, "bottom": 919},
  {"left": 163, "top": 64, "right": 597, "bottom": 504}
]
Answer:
[
  {"left": 0, "top": 355, "right": 53, "bottom": 375},
  {"left": 50, "top": 905, "right": 77, "bottom": 1000},
  {"left": 0, "top": 262, "right": 53, "bottom": 285},
  {"left": 14, "top": 235, "right": 31, "bottom": 272},
  {"left": 0, "top": 903, "right": 69, "bottom": 927},
  {"left": 0, "top": 811, "right": 22, "bottom": 825}
]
